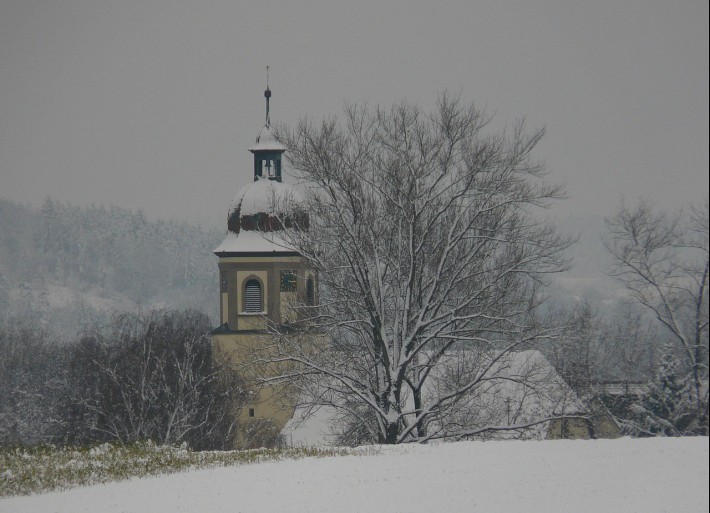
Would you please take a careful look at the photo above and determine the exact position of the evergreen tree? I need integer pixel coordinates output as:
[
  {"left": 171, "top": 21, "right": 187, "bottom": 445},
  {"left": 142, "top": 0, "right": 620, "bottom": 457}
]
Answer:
[{"left": 630, "top": 350, "right": 705, "bottom": 436}]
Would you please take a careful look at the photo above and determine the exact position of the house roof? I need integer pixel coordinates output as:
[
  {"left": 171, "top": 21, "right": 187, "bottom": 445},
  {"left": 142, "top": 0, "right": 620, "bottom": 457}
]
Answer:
[{"left": 281, "top": 350, "right": 582, "bottom": 446}]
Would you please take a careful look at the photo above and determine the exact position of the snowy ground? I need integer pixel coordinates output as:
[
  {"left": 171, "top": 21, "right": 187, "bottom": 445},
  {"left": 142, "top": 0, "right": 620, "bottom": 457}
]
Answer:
[{"left": 2, "top": 437, "right": 707, "bottom": 513}]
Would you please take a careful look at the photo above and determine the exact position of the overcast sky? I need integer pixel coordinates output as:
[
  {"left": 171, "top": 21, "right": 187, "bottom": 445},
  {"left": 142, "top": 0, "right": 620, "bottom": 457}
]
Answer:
[{"left": 1, "top": 0, "right": 707, "bottom": 228}]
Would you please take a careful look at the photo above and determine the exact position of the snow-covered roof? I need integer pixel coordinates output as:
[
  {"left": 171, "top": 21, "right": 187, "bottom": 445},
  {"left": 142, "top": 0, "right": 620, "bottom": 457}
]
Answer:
[
  {"left": 282, "top": 350, "right": 581, "bottom": 446},
  {"left": 213, "top": 230, "right": 296, "bottom": 254},
  {"left": 249, "top": 125, "right": 287, "bottom": 152},
  {"left": 228, "top": 177, "right": 303, "bottom": 217}
]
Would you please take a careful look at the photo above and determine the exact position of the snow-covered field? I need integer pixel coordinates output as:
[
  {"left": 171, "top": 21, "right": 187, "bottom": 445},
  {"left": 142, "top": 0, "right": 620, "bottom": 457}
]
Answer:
[{"left": 2, "top": 437, "right": 707, "bottom": 513}]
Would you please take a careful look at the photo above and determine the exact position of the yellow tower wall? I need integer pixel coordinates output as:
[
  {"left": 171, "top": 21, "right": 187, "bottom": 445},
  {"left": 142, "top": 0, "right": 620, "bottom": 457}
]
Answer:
[{"left": 212, "top": 253, "right": 318, "bottom": 448}]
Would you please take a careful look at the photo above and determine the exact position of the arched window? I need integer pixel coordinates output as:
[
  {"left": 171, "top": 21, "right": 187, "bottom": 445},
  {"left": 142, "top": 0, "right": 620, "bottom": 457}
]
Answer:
[
  {"left": 306, "top": 276, "right": 315, "bottom": 306},
  {"left": 244, "top": 279, "right": 263, "bottom": 313}
]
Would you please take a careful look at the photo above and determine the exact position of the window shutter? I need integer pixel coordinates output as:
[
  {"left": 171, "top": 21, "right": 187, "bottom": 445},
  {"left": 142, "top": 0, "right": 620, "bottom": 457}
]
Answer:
[
  {"left": 306, "top": 277, "right": 315, "bottom": 306},
  {"left": 244, "top": 279, "right": 262, "bottom": 312}
]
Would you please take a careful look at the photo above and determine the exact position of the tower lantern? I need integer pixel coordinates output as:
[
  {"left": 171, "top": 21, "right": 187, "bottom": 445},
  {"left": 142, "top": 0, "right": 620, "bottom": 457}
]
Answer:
[
  {"left": 250, "top": 125, "right": 286, "bottom": 182},
  {"left": 249, "top": 68, "right": 286, "bottom": 182}
]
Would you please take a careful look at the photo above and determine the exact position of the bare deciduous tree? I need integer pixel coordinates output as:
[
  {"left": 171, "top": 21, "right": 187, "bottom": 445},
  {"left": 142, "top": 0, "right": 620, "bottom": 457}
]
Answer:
[
  {"left": 259, "top": 95, "right": 575, "bottom": 444},
  {"left": 80, "top": 310, "right": 246, "bottom": 449},
  {"left": 0, "top": 323, "right": 68, "bottom": 445},
  {"left": 596, "top": 305, "right": 657, "bottom": 384},
  {"left": 0, "top": 310, "right": 246, "bottom": 449},
  {"left": 604, "top": 201, "right": 709, "bottom": 434},
  {"left": 543, "top": 301, "right": 602, "bottom": 396}
]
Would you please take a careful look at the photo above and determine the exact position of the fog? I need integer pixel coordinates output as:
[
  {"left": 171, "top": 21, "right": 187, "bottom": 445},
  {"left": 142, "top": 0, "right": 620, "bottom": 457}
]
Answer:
[{"left": 1, "top": 0, "right": 707, "bottom": 229}]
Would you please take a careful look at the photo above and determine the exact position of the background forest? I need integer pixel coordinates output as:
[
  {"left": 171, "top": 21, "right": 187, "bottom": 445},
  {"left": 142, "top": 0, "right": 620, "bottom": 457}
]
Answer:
[
  {"left": 0, "top": 199, "right": 248, "bottom": 448},
  {"left": 0, "top": 197, "right": 221, "bottom": 336}
]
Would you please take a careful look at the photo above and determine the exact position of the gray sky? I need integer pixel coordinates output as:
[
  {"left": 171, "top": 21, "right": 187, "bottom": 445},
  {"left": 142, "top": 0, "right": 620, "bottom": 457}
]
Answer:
[{"left": 1, "top": 0, "right": 707, "bottom": 228}]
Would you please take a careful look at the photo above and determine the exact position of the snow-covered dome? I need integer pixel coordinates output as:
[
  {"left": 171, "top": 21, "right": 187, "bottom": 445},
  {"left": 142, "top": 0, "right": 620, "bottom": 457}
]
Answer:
[
  {"left": 214, "top": 87, "right": 306, "bottom": 255},
  {"left": 230, "top": 177, "right": 302, "bottom": 216},
  {"left": 214, "top": 178, "right": 305, "bottom": 255},
  {"left": 225, "top": 177, "right": 305, "bottom": 236}
]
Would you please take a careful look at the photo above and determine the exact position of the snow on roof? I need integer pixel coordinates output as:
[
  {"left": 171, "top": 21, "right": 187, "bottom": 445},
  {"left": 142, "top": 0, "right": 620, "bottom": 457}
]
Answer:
[
  {"left": 282, "top": 404, "right": 339, "bottom": 447},
  {"left": 229, "top": 177, "right": 303, "bottom": 217},
  {"left": 249, "top": 125, "right": 287, "bottom": 152},
  {"left": 425, "top": 349, "right": 582, "bottom": 439},
  {"left": 282, "top": 350, "right": 581, "bottom": 446},
  {"left": 213, "top": 230, "right": 296, "bottom": 254}
]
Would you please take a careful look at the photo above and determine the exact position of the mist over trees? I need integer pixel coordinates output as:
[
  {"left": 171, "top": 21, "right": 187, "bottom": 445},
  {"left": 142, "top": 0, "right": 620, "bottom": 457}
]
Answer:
[
  {"left": 0, "top": 201, "right": 244, "bottom": 448},
  {"left": 542, "top": 301, "right": 657, "bottom": 393},
  {"left": 0, "top": 198, "right": 221, "bottom": 337},
  {"left": 604, "top": 201, "right": 709, "bottom": 435},
  {"left": 539, "top": 201, "right": 709, "bottom": 437}
]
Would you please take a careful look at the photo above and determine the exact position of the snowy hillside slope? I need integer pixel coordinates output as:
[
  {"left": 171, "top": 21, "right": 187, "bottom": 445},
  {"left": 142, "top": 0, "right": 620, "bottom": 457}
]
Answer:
[
  {"left": 0, "top": 198, "right": 222, "bottom": 336},
  {"left": 2, "top": 437, "right": 707, "bottom": 513}
]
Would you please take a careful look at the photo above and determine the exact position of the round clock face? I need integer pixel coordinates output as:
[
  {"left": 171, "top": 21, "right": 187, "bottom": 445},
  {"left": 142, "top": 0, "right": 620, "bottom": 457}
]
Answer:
[{"left": 280, "top": 270, "right": 296, "bottom": 292}]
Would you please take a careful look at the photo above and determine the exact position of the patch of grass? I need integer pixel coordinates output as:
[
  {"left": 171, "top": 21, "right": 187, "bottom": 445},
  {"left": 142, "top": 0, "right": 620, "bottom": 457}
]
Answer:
[{"left": 0, "top": 442, "right": 352, "bottom": 497}]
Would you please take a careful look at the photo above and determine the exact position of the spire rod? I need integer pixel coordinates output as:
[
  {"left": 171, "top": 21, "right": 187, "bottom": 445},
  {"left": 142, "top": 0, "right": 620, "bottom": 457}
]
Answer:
[{"left": 264, "top": 65, "right": 272, "bottom": 126}]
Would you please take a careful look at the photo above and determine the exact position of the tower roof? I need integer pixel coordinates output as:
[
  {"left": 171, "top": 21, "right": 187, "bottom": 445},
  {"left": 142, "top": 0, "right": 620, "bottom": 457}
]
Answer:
[
  {"left": 214, "top": 177, "right": 305, "bottom": 255},
  {"left": 215, "top": 73, "right": 306, "bottom": 256},
  {"left": 249, "top": 124, "right": 287, "bottom": 153},
  {"left": 229, "top": 177, "right": 303, "bottom": 218}
]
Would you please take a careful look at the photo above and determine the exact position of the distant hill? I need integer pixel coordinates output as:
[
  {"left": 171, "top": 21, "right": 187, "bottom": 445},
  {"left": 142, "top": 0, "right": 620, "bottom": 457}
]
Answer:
[
  {"left": 0, "top": 197, "right": 222, "bottom": 338},
  {"left": 0, "top": 197, "right": 624, "bottom": 337}
]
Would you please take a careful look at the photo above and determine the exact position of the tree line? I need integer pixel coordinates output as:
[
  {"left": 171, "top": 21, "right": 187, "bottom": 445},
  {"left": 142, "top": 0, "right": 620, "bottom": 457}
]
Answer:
[{"left": 0, "top": 310, "right": 245, "bottom": 450}]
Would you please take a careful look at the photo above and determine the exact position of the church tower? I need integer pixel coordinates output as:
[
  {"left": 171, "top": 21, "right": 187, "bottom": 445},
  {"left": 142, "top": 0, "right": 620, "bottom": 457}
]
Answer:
[{"left": 212, "top": 79, "right": 315, "bottom": 448}]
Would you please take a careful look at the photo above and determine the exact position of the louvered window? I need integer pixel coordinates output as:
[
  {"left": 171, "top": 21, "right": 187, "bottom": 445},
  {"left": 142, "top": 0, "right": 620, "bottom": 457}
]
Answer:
[
  {"left": 244, "top": 279, "right": 262, "bottom": 313},
  {"left": 306, "top": 277, "right": 315, "bottom": 306}
]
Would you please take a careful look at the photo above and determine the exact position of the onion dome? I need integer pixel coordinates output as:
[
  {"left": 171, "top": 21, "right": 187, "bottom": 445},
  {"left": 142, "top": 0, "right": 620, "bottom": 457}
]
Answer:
[
  {"left": 214, "top": 76, "right": 307, "bottom": 255},
  {"left": 214, "top": 178, "right": 306, "bottom": 255},
  {"left": 226, "top": 177, "right": 305, "bottom": 235}
]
